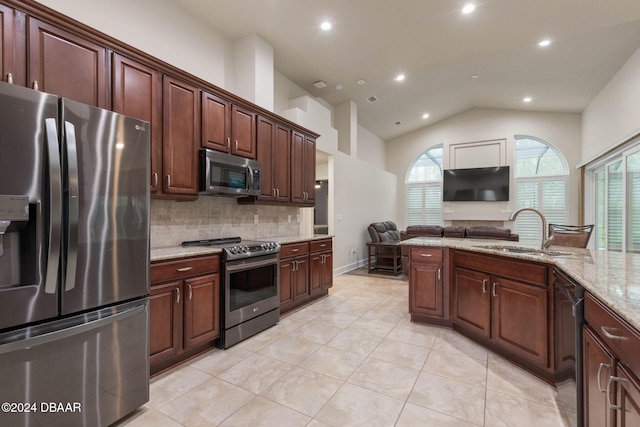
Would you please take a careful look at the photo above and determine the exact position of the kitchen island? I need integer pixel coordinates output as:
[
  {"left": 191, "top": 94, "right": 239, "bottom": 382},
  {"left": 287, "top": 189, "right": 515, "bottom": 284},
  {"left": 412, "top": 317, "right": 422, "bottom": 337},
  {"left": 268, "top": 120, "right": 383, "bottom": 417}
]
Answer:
[{"left": 402, "top": 237, "right": 640, "bottom": 426}]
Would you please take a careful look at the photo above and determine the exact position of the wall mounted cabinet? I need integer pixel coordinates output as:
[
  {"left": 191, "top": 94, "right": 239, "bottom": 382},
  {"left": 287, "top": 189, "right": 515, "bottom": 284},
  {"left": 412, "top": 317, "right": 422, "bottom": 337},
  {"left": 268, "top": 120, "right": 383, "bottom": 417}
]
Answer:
[
  {"left": 0, "top": 3, "right": 24, "bottom": 86},
  {"left": 27, "top": 17, "right": 107, "bottom": 108},
  {"left": 112, "top": 53, "right": 162, "bottom": 194},
  {"left": 291, "top": 131, "right": 316, "bottom": 205},
  {"left": 201, "top": 90, "right": 256, "bottom": 159},
  {"left": 162, "top": 75, "right": 199, "bottom": 198}
]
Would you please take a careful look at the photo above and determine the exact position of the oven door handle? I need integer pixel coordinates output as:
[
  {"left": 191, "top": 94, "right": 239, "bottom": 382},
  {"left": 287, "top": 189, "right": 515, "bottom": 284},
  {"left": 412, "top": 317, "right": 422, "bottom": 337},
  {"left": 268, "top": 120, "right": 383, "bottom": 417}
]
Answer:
[{"left": 225, "top": 255, "right": 279, "bottom": 272}]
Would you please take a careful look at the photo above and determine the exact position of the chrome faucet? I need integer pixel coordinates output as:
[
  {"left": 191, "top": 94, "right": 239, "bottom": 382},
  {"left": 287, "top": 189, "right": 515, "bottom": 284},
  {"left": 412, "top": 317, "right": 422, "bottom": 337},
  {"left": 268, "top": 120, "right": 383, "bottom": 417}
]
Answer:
[{"left": 508, "top": 207, "right": 554, "bottom": 250}]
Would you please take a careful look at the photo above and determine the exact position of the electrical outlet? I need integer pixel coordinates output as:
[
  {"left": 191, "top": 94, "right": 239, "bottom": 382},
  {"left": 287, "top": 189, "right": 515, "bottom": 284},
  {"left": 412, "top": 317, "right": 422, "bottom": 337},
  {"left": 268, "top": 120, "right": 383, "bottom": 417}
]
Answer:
[
  {"left": 288, "top": 215, "right": 292, "bottom": 223},
  {"left": 254, "top": 214, "right": 259, "bottom": 224},
  {"left": 349, "top": 248, "right": 357, "bottom": 256}
]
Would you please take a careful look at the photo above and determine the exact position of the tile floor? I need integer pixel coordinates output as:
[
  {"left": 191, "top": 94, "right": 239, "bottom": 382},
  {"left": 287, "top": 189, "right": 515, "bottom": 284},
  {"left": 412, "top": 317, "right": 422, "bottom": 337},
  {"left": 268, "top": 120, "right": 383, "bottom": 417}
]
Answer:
[{"left": 115, "top": 269, "right": 577, "bottom": 427}]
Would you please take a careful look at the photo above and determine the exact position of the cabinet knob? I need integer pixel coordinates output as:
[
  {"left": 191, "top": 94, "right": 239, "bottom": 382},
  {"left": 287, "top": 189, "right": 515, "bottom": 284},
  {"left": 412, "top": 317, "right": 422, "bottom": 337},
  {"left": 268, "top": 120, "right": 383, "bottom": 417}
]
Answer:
[
  {"left": 32, "top": 80, "right": 39, "bottom": 91},
  {"left": 226, "top": 137, "right": 231, "bottom": 149},
  {"left": 234, "top": 140, "right": 239, "bottom": 152},
  {"left": 176, "top": 287, "right": 181, "bottom": 304},
  {"left": 166, "top": 175, "right": 171, "bottom": 188},
  {"left": 188, "top": 284, "right": 193, "bottom": 300},
  {"left": 6, "top": 73, "right": 13, "bottom": 84},
  {"left": 492, "top": 282, "right": 498, "bottom": 297},
  {"left": 482, "top": 279, "right": 488, "bottom": 293},
  {"left": 153, "top": 172, "right": 159, "bottom": 189},
  {"left": 420, "top": 253, "right": 433, "bottom": 257},
  {"left": 177, "top": 266, "right": 192, "bottom": 272}
]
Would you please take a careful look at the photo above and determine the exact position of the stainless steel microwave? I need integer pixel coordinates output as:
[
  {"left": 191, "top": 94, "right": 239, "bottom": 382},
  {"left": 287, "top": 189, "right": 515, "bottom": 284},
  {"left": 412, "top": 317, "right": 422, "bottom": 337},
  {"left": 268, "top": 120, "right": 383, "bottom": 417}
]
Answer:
[{"left": 199, "top": 149, "right": 261, "bottom": 197}]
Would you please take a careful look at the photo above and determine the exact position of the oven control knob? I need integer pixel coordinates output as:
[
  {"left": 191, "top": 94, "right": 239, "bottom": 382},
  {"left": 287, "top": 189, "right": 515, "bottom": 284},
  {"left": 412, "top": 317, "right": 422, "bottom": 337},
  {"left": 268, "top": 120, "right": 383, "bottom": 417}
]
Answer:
[{"left": 242, "top": 245, "right": 249, "bottom": 252}]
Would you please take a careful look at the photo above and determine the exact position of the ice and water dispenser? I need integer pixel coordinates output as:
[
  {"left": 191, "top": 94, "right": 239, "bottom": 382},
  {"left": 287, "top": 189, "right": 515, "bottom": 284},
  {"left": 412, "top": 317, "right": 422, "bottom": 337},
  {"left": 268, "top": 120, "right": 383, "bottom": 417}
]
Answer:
[{"left": 0, "top": 195, "right": 31, "bottom": 286}]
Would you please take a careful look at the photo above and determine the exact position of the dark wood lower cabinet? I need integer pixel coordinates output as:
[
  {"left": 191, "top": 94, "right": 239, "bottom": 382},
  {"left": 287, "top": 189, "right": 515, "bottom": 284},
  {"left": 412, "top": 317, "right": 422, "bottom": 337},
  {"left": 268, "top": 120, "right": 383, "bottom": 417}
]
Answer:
[
  {"left": 150, "top": 255, "right": 220, "bottom": 376},
  {"left": 452, "top": 267, "right": 490, "bottom": 336},
  {"left": 280, "top": 238, "right": 333, "bottom": 314},
  {"left": 583, "top": 293, "right": 640, "bottom": 426}
]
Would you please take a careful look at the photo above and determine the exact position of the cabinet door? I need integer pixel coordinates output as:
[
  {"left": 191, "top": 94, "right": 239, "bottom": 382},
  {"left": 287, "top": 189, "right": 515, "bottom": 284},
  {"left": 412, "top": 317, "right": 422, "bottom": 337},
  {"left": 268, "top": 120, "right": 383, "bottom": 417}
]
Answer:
[
  {"left": 162, "top": 76, "right": 199, "bottom": 195},
  {"left": 293, "top": 256, "right": 309, "bottom": 300},
  {"left": 303, "top": 135, "right": 316, "bottom": 203},
  {"left": 410, "top": 262, "right": 443, "bottom": 318},
  {"left": 183, "top": 274, "right": 220, "bottom": 350},
  {"left": 230, "top": 104, "right": 256, "bottom": 158},
  {"left": 309, "top": 252, "right": 323, "bottom": 295},
  {"left": 616, "top": 364, "right": 640, "bottom": 427},
  {"left": 583, "top": 326, "right": 616, "bottom": 427},
  {"left": 453, "top": 267, "right": 491, "bottom": 338},
  {"left": 279, "top": 258, "right": 294, "bottom": 309},
  {"left": 274, "top": 124, "right": 291, "bottom": 202},
  {"left": 149, "top": 281, "right": 183, "bottom": 365},
  {"left": 291, "top": 131, "right": 306, "bottom": 204},
  {"left": 321, "top": 252, "right": 333, "bottom": 290},
  {"left": 28, "top": 17, "right": 107, "bottom": 107},
  {"left": 491, "top": 277, "right": 548, "bottom": 366},
  {"left": 112, "top": 54, "right": 161, "bottom": 193},
  {"left": 256, "top": 116, "right": 276, "bottom": 199},
  {"left": 201, "top": 91, "right": 231, "bottom": 152},
  {"left": 1, "top": 4, "right": 21, "bottom": 85}
]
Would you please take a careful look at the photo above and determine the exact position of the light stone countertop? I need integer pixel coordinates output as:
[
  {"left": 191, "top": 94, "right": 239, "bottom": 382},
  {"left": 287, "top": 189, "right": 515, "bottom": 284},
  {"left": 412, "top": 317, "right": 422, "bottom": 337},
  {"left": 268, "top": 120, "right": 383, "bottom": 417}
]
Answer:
[
  {"left": 402, "top": 237, "right": 640, "bottom": 332},
  {"left": 150, "top": 234, "right": 332, "bottom": 262}
]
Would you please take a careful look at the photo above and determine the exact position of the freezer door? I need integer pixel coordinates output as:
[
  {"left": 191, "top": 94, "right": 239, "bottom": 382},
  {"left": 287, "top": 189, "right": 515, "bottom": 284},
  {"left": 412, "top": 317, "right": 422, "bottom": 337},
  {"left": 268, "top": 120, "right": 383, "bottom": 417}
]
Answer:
[
  {"left": 0, "top": 299, "right": 149, "bottom": 427},
  {"left": 0, "top": 82, "right": 61, "bottom": 330},
  {"left": 60, "top": 99, "right": 150, "bottom": 314}
]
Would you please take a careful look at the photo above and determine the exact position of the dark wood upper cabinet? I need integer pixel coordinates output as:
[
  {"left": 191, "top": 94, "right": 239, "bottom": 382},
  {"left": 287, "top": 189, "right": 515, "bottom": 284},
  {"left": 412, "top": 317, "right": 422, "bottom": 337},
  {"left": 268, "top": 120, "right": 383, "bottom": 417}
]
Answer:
[
  {"left": 201, "top": 91, "right": 256, "bottom": 159},
  {"left": 112, "top": 53, "right": 161, "bottom": 193},
  {"left": 0, "top": 3, "right": 25, "bottom": 85},
  {"left": 162, "top": 75, "right": 199, "bottom": 196},
  {"left": 291, "top": 131, "right": 315, "bottom": 205},
  {"left": 27, "top": 17, "right": 107, "bottom": 108},
  {"left": 201, "top": 91, "right": 231, "bottom": 152}
]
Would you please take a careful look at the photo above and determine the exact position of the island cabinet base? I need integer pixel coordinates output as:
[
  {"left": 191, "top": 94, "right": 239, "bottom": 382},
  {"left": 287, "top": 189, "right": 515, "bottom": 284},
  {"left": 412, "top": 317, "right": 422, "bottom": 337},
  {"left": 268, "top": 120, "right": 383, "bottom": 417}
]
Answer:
[{"left": 408, "top": 247, "right": 555, "bottom": 384}]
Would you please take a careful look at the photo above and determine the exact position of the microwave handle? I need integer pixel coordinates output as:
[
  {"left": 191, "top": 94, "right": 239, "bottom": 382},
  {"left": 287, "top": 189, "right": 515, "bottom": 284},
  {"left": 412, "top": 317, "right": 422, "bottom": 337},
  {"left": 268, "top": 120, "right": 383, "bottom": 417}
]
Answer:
[{"left": 248, "top": 165, "right": 255, "bottom": 190}]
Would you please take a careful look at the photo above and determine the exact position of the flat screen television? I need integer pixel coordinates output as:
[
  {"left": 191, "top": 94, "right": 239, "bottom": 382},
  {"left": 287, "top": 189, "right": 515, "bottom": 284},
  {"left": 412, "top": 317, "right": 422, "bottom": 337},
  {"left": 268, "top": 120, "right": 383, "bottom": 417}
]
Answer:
[{"left": 442, "top": 166, "right": 510, "bottom": 202}]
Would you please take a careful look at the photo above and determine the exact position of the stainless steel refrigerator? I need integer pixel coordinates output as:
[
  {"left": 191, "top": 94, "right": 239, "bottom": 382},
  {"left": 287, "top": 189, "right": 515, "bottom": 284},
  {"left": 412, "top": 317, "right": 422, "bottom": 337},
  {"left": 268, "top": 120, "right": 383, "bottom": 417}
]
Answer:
[{"left": 0, "top": 81, "right": 150, "bottom": 427}]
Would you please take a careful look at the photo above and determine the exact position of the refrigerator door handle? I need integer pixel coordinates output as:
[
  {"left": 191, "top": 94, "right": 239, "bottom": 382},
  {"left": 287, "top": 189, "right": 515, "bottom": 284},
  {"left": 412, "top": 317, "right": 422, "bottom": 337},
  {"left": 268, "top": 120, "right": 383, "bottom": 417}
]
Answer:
[
  {"left": 0, "top": 304, "right": 146, "bottom": 355},
  {"left": 44, "top": 118, "right": 62, "bottom": 295},
  {"left": 64, "top": 121, "right": 79, "bottom": 292}
]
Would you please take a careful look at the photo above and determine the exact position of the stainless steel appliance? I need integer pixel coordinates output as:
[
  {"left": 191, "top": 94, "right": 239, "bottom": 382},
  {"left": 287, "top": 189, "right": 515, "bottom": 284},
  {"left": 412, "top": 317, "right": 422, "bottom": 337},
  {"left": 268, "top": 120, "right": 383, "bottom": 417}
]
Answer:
[
  {"left": 199, "top": 148, "right": 261, "bottom": 197},
  {"left": 554, "top": 268, "right": 585, "bottom": 427},
  {"left": 0, "top": 82, "right": 150, "bottom": 427},
  {"left": 182, "top": 237, "right": 280, "bottom": 348}
]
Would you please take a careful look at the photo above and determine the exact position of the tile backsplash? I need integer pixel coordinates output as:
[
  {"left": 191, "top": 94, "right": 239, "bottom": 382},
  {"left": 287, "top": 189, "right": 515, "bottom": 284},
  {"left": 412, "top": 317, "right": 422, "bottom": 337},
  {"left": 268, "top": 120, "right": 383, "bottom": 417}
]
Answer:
[{"left": 150, "top": 197, "right": 302, "bottom": 248}]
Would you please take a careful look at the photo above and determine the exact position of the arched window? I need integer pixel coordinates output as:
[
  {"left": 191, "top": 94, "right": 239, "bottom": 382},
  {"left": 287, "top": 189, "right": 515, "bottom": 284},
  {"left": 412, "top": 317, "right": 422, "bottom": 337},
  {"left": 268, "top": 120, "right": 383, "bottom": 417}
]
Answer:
[
  {"left": 405, "top": 145, "right": 443, "bottom": 225},
  {"left": 514, "top": 136, "right": 569, "bottom": 244}
]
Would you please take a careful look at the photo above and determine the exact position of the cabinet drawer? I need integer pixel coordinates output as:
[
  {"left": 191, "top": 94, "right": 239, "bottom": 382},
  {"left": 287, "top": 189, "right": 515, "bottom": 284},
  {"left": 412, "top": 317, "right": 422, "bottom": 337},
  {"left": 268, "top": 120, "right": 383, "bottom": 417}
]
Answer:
[
  {"left": 280, "top": 242, "right": 309, "bottom": 258},
  {"left": 151, "top": 255, "right": 220, "bottom": 283},
  {"left": 454, "top": 250, "right": 547, "bottom": 286},
  {"left": 410, "top": 247, "right": 443, "bottom": 263},
  {"left": 310, "top": 239, "right": 332, "bottom": 253},
  {"left": 585, "top": 293, "right": 640, "bottom": 378}
]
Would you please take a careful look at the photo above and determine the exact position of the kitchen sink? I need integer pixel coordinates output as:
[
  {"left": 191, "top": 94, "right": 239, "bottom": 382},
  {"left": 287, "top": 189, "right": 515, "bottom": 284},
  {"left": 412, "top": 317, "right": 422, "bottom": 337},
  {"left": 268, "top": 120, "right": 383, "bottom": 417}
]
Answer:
[{"left": 479, "top": 245, "right": 573, "bottom": 257}]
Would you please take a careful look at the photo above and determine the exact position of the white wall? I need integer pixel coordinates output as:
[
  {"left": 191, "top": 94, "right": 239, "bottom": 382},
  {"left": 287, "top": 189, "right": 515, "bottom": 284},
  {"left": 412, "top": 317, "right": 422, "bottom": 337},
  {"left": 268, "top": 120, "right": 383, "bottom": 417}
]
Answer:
[
  {"left": 386, "top": 108, "right": 582, "bottom": 230},
  {"left": 357, "top": 125, "right": 387, "bottom": 170},
  {"left": 582, "top": 45, "right": 640, "bottom": 163}
]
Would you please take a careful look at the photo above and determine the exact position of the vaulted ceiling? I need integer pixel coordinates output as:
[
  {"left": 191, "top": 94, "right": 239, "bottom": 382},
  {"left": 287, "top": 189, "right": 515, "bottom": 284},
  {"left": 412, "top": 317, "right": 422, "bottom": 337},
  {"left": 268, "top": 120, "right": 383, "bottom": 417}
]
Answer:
[{"left": 172, "top": 0, "right": 640, "bottom": 141}]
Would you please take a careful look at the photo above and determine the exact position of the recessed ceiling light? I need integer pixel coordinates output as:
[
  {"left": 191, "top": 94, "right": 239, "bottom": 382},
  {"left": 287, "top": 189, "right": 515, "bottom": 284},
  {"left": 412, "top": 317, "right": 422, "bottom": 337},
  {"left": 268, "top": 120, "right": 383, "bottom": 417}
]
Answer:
[
  {"left": 320, "top": 21, "right": 332, "bottom": 31},
  {"left": 538, "top": 39, "right": 551, "bottom": 47},
  {"left": 335, "top": 83, "right": 344, "bottom": 90},
  {"left": 356, "top": 79, "right": 366, "bottom": 85},
  {"left": 523, "top": 97, "right": 533, "bottom": 103},
  {"left": 395, "top": 73, "right": 405, "bottom": 82},
  {"left": 462, "top": 4, "right": 476, "bottom": 14},
  {"left": 422, "top": 113, "right": 430, "bottom": 119},
  {"left": 471, "top": 75, "right": 479, "bottom": 79}
]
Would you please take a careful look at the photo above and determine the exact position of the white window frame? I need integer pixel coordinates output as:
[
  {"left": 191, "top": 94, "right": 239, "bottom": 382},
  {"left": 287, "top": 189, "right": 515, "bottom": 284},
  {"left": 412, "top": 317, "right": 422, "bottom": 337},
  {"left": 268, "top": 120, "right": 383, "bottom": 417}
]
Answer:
[
  {"left": 405, "top": 145, "right": 443, "bottom": 226},
  {"left": 514, "top": 136, "right": 570, "bottom": 245}
]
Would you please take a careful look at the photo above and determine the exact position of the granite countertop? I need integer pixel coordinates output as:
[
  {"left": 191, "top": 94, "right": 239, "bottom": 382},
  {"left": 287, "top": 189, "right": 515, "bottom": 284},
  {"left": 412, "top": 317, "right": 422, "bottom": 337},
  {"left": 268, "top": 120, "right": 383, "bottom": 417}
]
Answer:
[
  {"left": 150, "top": 234, "right": 332, "bottom": 262},
  {"left": 402, "top": 237, "right": 640, "bottom": 332}
]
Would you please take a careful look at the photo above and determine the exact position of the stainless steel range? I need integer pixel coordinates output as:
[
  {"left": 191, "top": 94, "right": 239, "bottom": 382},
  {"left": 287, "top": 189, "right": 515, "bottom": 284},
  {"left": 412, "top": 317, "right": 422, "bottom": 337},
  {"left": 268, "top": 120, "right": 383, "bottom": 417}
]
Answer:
[{"left": 182, "top": 237, "right": 280, "bottom": 348}]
